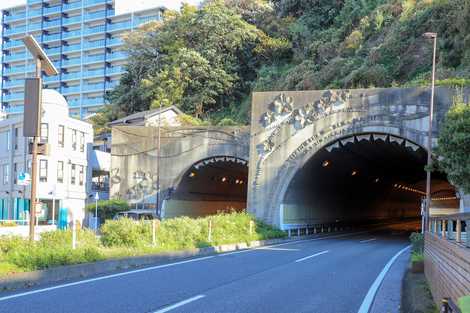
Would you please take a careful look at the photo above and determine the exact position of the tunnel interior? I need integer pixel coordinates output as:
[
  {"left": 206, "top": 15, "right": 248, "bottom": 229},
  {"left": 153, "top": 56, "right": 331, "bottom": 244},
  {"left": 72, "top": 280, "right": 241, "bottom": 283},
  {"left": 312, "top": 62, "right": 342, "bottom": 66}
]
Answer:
[
  {"left": 282, "top": 133, "right": 457, "bottom": 226},
  {"left": 164, "top": 156, "right": 248, "bottom": 219}
]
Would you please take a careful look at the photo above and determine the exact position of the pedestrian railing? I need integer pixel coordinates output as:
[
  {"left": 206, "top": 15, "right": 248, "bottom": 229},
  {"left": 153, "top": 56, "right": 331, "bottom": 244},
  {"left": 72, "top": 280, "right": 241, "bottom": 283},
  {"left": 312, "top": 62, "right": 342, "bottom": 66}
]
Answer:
[{"left": 428, "top": 213, "right": 470, "bottom": 248}]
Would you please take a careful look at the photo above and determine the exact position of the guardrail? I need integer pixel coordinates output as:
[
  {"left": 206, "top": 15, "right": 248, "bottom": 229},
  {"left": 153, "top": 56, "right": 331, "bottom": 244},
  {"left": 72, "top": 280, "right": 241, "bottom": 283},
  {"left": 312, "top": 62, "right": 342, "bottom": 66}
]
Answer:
[
  {"left": 284, "top": 223, "right": 351, "bottom": 237},
  {"left": 428, "top": 212, "right": 469, "bottom": 247},
  {"left": 425, "top": 213, "right": 470, "bottom": 309}
]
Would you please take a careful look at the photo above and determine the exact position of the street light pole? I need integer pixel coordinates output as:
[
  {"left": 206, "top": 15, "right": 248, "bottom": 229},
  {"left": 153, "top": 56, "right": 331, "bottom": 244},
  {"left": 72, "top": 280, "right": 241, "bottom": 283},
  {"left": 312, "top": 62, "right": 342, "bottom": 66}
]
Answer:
[
  {"left": 423, "top": 32, "right": 437, "bottom": 233},
  {"left": 94, "top": 192, "right": 99, "bottom": 232},
  {"left": 156, "top": 101, "right": 162, "bottom": 218}
]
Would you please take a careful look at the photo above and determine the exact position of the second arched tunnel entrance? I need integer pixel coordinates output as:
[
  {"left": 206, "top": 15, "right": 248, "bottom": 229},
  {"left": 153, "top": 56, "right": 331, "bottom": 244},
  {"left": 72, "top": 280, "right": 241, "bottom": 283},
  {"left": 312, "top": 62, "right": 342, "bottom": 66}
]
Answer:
[{"left": 281, "top": 133, "right": 458, "bottom": 228}]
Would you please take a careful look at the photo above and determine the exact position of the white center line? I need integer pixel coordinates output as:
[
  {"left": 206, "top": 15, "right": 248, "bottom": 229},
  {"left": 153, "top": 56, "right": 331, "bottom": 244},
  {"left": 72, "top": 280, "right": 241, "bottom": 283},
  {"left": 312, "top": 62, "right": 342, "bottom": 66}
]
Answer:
[
  {"left": 0, "top": 256, "right": 214, "bottom": 302},
  {"left": 295, "top": 250, "right": 329, "bottom": 263},
  {"left": 153, "top": 295, "right": 205, "bottom": 313},
  {"left": 257, "top": 247, "right": 300, "bottom": 251},
  {"left": 360, "top": 238, "right": 377, "bottom": 243}
]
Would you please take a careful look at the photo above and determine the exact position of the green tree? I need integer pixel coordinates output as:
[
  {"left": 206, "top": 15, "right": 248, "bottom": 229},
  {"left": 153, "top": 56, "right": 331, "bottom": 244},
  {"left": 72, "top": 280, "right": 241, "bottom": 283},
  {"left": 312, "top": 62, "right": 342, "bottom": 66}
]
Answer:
[{"left": 437, "top": 100, "right": 470, "bottom": 193}]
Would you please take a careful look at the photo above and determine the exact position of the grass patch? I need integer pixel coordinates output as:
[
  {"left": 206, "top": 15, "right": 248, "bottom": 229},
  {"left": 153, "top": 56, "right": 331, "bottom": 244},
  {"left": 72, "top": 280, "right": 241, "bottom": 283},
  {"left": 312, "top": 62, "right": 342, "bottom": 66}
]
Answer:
[
  {"left": 459, "top": 296, "right": 470, "bottom": 313},
  {"left": 411, "top": 252, "right": 424, "bottom": 263},
  {"left": 0, "top": 212, "right": 285, "bottom": 276}
]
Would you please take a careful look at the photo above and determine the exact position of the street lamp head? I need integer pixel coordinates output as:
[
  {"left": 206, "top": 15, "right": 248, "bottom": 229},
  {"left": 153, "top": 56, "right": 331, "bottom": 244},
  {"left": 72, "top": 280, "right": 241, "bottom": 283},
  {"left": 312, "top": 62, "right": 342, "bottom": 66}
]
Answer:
[
  {"left": 423, "top": 32, "right": 437, "bottom": 39},
  {"left": 22, "top": 35, "right": 59, "bottom": 76}
]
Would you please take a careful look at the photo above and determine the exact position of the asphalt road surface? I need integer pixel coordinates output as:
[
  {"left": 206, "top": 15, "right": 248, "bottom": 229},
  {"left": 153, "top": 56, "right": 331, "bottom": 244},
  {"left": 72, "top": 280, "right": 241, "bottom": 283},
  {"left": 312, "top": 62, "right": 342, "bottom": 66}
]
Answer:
[{"left": 0, "top": 227, "right": 412, "bottom": 313}]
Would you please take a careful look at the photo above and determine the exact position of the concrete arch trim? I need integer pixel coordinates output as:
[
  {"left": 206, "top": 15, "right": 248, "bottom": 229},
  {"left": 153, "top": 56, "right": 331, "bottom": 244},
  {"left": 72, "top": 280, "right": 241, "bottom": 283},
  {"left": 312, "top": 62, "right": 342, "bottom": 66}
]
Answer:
[{"left": 265, "top": 127, "right": 429, "bottom": 228}]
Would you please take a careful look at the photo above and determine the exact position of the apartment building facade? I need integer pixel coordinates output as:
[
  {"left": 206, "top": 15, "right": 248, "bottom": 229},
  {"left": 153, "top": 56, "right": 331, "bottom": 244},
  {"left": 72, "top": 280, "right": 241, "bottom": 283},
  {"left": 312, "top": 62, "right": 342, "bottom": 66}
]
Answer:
[
  {"left": 1, "top": 0, "right": 164, "bottom": 119},
  {"left": 0, "top": 89, "right": 93, "bottom": 224}
]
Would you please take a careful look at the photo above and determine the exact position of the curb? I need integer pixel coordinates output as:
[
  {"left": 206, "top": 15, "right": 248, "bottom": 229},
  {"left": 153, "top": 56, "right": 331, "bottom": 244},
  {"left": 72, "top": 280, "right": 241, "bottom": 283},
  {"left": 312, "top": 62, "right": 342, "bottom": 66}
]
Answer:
[{"left": 0, "top": 236, "right": 294, "bottom": 292}]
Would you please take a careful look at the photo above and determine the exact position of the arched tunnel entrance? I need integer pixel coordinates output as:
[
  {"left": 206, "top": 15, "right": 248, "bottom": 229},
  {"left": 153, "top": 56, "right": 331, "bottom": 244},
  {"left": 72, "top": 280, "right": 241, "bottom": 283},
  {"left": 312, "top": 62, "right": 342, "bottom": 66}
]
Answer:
[
  {"left": 282, "top": 133, "right": 458, "bottom": 228},
  {"left": 163, "top": 156, "right": 248, "bottom": 219}
]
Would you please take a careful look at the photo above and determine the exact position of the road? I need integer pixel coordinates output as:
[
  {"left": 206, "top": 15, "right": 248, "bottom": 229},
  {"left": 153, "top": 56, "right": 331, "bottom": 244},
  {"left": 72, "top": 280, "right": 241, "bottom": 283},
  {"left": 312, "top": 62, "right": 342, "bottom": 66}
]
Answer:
[{"left": 0, "top": 228, "right": 412, "bottom": 313}]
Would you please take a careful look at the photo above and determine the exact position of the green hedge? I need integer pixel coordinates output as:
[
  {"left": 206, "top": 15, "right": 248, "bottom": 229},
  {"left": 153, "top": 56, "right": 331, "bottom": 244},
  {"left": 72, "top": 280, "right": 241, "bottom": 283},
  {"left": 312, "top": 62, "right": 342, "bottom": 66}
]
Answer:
[{"left": 85, "top": 199, "right": 129, "bottom": 221}]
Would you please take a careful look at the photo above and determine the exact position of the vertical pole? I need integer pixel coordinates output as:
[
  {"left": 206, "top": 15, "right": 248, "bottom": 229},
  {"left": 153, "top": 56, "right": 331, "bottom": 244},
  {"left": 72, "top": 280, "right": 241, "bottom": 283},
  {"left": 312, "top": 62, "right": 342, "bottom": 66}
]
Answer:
[
  {"left": 152, "top": 219, "right": 156, "bottom": 246},
  {"left": 425, "top": 35, "right": 437, "bottom": 233},
  {"left": 95, "top": 197, "right": 98, "bottom": 232},
  {"left": 29, "top": 58, "right": 41, "bottom": 241},
  {"left": 156, "top": 101, "right": 162, "bottom": 218},
  {"left": 442, "top": 220, "right": 446, "bottom": 238},
  {"left": 456, "top": 219, "right": 461, "bottom": 243},
  {"left": 249, "top": 220, "right": 253, "bottom": 236},
  {"left": 466, "top": 220, "right": 470, "bottom": 248},
  {"left": 72, "top": 217, "right": 77, "bottom": 249},
  {"left": 51, "top": 191, "right": 55, "bottom": 226},
  {"left": 208, "top": 218, "right": 212, "bottom": 242}
]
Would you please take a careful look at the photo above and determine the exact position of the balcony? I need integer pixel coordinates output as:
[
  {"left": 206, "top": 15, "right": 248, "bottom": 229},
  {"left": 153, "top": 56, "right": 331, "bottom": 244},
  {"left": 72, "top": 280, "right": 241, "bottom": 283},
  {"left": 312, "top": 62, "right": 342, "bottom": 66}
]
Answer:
[
  {"left": 4, "top": 53, "right": 27, "bottom": 62},
  {"left": 135, "top": 15, "right": 160, "bottom": 26},
  {"left": 61, "top": 85, "right": 81, "bottom": 94},
  {"left": 28, "top": 9, "right": 43, "bottom": 18},
  {"left": 107, "top": 52, "right": 127, "bottom": 61},
  {"left": 43, "top": 76, "right": 59, "bottom": 83},
  {"left": 63, "top": 2, "right": 82, "bottom": 11},
  {"left": 67, "top": 98, "right": 81, "bottom": 107},
  {"left": 62, "top": 44, "right": 81, "bottom": 53},
  {"left": 43, "top": 19, "right": 61, "bottom": 29},
  {"left": 27, "top": 0, "right": 42, "bottom": 4},
  {"left": 85, "top": 0, "right": 111, "bottom": 7},
  {"left": 105, "top": 38, "right": 123, "bottom": 47},
  {"left": 4, "top": 105, "right": 24, "bottom": 114},
  {"left": 44, "top": 6, "right": 61, "bottom": 15},
  {"left": 107, "top": 21, "right": 131, "bottom": 32},
  {"left": 84, "top": 39, "right": 105, "bottom": 50},
  {"left": 85, "top": 11, "right": 107, "bottom": 21},
  {"left": 105, "top": 66, "right": 125, "bottom": 75},
  {"left": 63, "top": 29, "right": 81, "bottom": 40},
  {"left": 82, "top": 97, "right": 105, "bottom": 106},
  {"left": 83, "top": 68, "right": 105, "bottom": 78},
  {"left": 84, "top": 25, "right": 106, "bottom": 35},
  {"left": 84, "top": 54, "right": 105, "bottom": 64},
  {"left": 4, "top": 40, "right": 23, "bottom": 49},
  {"left": 4, "top": 25, "right": 27, "bottom": 36},
  {"left": 28, "top": 22, "right": 42, "bottom": 32},
  {"left": 62, "top": 58, "right": 81, "bottom": 67},
  {"left": 61, "top": 72, "right": 81, "bottom": 81},
  {"left": 63, "top": 16, "right": 81, "bottom": 26},
  {"left": 83, "top": 83, "right": 104, "bottom": 92},
  {"left": 43, "top": 33, "right": 61, "bottom": 42},
  {"left": 45, "top": 46, "right": 61, "bottom": 55},
  {"left": 105, "top": 81, "right": 119, "bottom": 90},
  {"left": 4, "top": 12, "right": 26, "bottom": 22},
  {"left": 4, "top": 66, "right": 34, "bottom": 74},
  {"left": 3, "top": 93, "right": 24, "bottom": 101},
  {"left": 3, "top": 80, "right": 24, "bottom": 88}
]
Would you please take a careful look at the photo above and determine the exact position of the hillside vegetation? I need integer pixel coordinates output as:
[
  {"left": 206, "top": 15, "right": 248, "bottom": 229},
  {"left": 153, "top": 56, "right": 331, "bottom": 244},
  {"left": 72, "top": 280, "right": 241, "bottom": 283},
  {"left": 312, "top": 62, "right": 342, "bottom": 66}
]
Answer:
[{"left": 93, "top": 0, "right": 470, "bottom": 130}]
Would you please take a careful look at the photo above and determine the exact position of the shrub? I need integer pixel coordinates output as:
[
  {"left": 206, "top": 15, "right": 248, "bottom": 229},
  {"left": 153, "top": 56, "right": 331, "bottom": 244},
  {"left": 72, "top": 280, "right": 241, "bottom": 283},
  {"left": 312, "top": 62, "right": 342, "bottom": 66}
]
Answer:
[
  {"left": 85, "top": 199, "right": 129, "bottom": 221},
  {"left": 101, "top": 218, "right": 151, "bottom": 247},
  {"left": 410, "top": 232, "right": 424, "bottom": 254}
]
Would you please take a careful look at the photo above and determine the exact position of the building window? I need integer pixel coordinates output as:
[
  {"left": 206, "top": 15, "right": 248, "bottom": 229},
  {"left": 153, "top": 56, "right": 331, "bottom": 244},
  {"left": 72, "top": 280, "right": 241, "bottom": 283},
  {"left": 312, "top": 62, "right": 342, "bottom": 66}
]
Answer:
[
  {"left": 72, "top": 129, "right": 77, "bottom": 151},
  {"left": 39, "top": 160, "right": 48, "bottom": 182},
  {"left": 79, "top": 131, "right": 85, "bottom": 152},
  {"left": 71, "top": 164, "right": 76, "bottom": 185},
  {"left": 57, "top": 161, "right": 64, "bottom": 183},
  {"left": 79, "top": 165, "right": 84, "bottom": 186},
  {"left": 58, "top": 125, "right": 64, "bottom": 148},
  {"left": 3, "top": 164, "right": 9, "bottom": 185},
  {"left": 6, "top": 130, "right": 11, "bottom": 151},
  {"left": 40, "top": 123, "right": 48, "bottom": 143},
  {"left": 14, "top": 127, "right": 19, "bottom": 150},
  {"left": 13, "top": 163, "right": 17, "bottom": 184}
]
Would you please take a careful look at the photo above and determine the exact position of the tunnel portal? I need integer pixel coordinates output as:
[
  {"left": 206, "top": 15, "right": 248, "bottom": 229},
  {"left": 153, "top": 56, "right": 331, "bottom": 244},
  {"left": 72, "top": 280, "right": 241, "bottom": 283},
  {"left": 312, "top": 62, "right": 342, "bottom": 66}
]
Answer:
[{"left": 281, "top": 133, "right": 456, "bottom": 227}]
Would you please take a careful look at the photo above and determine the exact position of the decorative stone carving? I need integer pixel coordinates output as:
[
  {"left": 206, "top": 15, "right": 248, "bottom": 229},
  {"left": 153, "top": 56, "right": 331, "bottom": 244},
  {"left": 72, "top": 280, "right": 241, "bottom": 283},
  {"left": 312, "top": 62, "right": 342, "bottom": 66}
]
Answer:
[{"left": 260, "top": 93, "right": 294, "bottom": 128}]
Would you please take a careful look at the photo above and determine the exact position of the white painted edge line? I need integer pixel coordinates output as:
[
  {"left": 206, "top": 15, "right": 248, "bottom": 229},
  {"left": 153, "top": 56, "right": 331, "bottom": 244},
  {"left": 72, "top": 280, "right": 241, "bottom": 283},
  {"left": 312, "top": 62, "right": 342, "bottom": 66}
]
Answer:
[
  {"left": 153, "top": 295, "right": 206, "bottom": 313},
  {"left": 357, "top": 245, "right": 411, "bottom": 313},
  {"left": 359, "top": 238, "right": 377, "bottom": 243},
  {"left": 0, "top": 256, "right": 214, "bottom": 302},
  {"left": 295, "top": 250, "right": 329, "bottom": 263},
  {"left": 219, "top": 230, "right": 370, "bottom": 257}
]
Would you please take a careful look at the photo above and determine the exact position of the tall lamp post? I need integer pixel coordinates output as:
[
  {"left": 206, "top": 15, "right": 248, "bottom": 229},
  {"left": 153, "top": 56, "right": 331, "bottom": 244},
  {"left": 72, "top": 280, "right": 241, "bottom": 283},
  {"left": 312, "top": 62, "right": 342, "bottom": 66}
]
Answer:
[
  {"left": 94, "top": 192, "right": 99, "bottom": 232},
  {"left": 22, "top": 35, "right": 58, "bottom": 241},
  {"left": 423, "top": 32, "right": 437, "bottom": 233}
]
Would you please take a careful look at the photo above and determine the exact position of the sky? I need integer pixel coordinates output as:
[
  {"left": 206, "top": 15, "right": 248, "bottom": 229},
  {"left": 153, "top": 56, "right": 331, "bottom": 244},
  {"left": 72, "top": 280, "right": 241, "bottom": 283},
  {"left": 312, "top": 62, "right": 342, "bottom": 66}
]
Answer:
[{"left": 0, "top": 0, "right": 202, "bottom": 11}]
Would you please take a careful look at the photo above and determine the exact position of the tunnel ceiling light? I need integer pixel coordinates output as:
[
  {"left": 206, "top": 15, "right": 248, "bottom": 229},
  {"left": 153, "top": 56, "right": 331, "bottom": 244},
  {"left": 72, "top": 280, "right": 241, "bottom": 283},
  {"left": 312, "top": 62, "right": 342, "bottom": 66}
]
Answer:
[
  {"left": 239, "top": 180, "right": 244, "bottom": 184},
  {"left": 235, "top": 179, "right": 240, "bottom": 184},
  {"left": 374, "top": 178, "right": 380, "bottom": 183},
  {"left": 322, "top": 160, "right": 330, "bottom": 167},
  {"left": 351, "top": 170, "right": 358, "bottom": 176},
  {"left": 188, "top": 172, "right": 196, "bottom": 178},
  {"left": 221, "top": 177, "right": 227, "bottom": 182}
]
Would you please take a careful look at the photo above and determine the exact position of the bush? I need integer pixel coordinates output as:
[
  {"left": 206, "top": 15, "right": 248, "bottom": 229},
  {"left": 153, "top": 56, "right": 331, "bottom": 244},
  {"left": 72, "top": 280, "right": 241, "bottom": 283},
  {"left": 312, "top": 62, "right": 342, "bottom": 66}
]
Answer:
[
  {"left": 85, "top": 199, "right": 129, "bottom": 221},
  {"left": 101, "top": 218, "right": 151, "bottom": 247},
  {"left": 410, "top": 232, "right": 424, "bottom": 254}
]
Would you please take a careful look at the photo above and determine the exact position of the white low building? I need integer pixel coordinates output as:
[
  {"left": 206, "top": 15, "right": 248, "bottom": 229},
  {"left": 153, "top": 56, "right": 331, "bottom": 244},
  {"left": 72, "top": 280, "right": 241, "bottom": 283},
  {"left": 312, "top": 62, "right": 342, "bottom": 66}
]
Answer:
[{"left": 0, "top": 89, "right": 93, "bottom": 225}]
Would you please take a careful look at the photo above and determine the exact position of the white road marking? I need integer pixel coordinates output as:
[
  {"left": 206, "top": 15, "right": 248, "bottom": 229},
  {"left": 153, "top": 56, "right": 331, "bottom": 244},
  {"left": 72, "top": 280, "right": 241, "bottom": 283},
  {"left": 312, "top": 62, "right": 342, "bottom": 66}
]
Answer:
[
  {"left": 295, "top": 250, "right": 329, "bottom": 263},
  {"left": 256, "top": 247, "right": 300, "bottom": 251},
  {"left": 153, "top": 295, "right": 205, "bottom": 313},
  {"left": 218, "top": 230, "right": 370, "bottom": 257},
  {"left": 359, "top": 238, "right": 377, "bottom": 243},
  {"left": 0, "top": 256, "right": 214, "bottom": 302},
  {"left": 357, "top": 245, "right": 410, "bottom": 313}
]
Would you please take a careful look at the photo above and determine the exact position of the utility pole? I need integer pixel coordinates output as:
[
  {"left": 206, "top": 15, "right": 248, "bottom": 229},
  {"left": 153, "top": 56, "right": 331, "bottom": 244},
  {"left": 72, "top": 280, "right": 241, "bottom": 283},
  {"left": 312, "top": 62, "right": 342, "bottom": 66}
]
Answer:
[
  {"left": 423, "top": 32, "right": 437, "bottom": 233},
  {"left": 156, "top": 101, "right": 162, "bottom": 218},
  {"left": 22, "top": 35, "right": 58, "bottom": 241}
]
